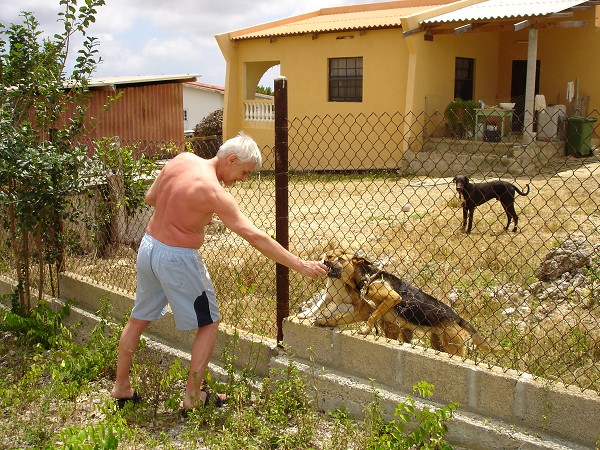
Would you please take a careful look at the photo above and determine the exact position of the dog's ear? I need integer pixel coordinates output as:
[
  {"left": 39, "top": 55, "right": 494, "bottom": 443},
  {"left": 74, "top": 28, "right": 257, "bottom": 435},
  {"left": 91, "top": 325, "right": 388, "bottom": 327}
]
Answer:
[
  {"left": 325, "top": 238, "right": 361, "bottom": 254},
  {"left": 323, "top": 238, "right": 340, "bottom": 252},
  {"left": 352, "top": 255, "right": 372, "bottom": 267}
]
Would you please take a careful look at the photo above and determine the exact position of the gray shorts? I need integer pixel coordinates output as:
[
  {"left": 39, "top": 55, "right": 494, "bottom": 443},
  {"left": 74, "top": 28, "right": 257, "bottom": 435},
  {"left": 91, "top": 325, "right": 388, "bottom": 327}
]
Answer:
[{"left": 131, "top": 233, "right": 220, "bottom": 330}]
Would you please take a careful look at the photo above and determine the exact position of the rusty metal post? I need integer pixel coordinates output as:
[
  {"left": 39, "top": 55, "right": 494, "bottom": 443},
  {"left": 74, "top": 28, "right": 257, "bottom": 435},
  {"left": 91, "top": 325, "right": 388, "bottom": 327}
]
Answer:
[{"left": 274, "top": 76, "right": 289, "bottom": 345}]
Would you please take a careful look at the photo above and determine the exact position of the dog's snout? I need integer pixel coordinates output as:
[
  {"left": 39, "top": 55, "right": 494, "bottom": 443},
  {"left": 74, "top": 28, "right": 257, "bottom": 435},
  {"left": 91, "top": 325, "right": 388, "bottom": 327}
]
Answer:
[
  {"left": 322, "top": 259, "right": 342, "bottom": 278},
  {"left": 323, "top": 260, "right": 335, "bottom": 272}
]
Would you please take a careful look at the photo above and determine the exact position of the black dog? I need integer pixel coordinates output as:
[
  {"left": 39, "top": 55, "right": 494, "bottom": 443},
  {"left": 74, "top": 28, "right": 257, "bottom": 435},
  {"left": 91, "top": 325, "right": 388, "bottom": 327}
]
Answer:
[
  {"left": 323, "top": 250, "right": 506, "bottom": 356},
  {"left": 453, "top": 175, "right": 530, "bottom": 233}
]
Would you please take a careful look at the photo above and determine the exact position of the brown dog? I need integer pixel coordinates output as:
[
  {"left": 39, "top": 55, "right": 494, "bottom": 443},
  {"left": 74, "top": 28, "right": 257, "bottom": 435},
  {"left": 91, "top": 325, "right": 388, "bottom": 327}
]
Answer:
[
  {"left": 310, "top": 249, "right": 506, "bottom": 357},
  {"left": 297, "top": 249, "right": 402, "bottom": 340}
]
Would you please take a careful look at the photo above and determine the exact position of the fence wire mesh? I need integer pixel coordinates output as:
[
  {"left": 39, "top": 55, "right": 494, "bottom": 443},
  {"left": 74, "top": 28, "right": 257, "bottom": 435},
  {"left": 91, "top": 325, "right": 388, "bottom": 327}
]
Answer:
[
  {"left": 282, "top": 109, "right": 599, "bottom": 395},
  {"left": 0, "top": 109, "right": 598, "bottom": 394}
]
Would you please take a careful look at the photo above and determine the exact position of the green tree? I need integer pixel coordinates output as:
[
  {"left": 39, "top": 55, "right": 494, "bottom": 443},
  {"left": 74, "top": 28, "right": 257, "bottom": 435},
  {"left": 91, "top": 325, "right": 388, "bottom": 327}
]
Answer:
[
  {"left": 193, "top": 108, "right": 223, "bottom": 137},
  {"left": 256, "top": 85, "right": 273, "bottom": 96},
  {"left": 0, "top": 0, "right": 106, "bottom": 314}
]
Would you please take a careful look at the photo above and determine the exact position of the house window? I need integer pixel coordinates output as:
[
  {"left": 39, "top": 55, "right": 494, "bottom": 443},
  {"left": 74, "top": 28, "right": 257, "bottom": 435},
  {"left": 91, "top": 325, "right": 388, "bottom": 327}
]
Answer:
[
  {"left": 329, "top": 57, "right": 363, "bottom": 102},
  {"left": 454, "top": 57, "right": 474, "bottom": 100}
]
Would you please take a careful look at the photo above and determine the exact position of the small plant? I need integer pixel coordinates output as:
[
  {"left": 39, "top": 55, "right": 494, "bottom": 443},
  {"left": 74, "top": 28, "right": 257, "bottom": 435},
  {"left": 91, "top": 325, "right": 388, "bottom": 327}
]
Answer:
[
  {"left": 57, "top": 421, "right": 128, "bottom": 450},
  {"left": 328, "top": 406, "right": 359, "bottom": 449},
  {"left": 444, "top": 98, "right": 478, "bottom": 138},
  {"left": 259, "top": 364, "right": 314, "bottom": 428},
  {"left": 365, "top": 381, "right": 458, "bottom": 449},
  {"left": 131, "top": 351, "right": 188, "bottom": 417},
  {"left": 0, "top": 297, "right": 72, "bottom": 349}
]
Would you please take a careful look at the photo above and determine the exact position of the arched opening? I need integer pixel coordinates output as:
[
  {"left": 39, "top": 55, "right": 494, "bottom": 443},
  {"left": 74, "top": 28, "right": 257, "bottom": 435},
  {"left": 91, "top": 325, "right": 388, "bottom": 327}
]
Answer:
[
  {"left": 258, "top": 64, "right": 280, "bottom": 94},
  {"left": 244, "top": 62, "right": 279, "bottom": 123},
  {"left": 245, "top": 61, "right": 280, "bottom": 99}
]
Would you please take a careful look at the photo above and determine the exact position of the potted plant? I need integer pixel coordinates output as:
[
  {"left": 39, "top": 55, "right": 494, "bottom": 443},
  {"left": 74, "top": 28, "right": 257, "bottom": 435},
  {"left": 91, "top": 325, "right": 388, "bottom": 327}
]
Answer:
[{"left": 444, "top": 98, "right": 479, "bottom": 138}]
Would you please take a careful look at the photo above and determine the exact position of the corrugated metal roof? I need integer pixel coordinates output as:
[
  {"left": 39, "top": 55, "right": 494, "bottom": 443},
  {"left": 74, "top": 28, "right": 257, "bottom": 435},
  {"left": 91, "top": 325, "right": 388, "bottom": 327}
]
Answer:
[
  {"left": 87, "top": 74, "right": 199, "bottom": 87},
  {"left": 231, "top": 1, "right": 456, "bottom": 39},
  {"left": 63, "top": 74, "right": 199, "bottom": 91},
  {"left": 422, "top": 0, "right": 588, "bottom": 23}
]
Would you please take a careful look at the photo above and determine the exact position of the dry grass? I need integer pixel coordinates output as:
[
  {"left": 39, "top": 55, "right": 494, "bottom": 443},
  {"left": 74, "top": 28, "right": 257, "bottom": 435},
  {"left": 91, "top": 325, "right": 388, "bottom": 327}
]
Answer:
[{"left": 216, "top": 163, "right": 599, "bottom": 392}]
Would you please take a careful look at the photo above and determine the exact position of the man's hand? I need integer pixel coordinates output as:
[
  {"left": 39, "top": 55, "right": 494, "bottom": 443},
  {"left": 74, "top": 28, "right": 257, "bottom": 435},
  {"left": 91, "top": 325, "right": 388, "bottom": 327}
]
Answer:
[{"left": 298, "top": 260, "right": 328, "bottom": 278}]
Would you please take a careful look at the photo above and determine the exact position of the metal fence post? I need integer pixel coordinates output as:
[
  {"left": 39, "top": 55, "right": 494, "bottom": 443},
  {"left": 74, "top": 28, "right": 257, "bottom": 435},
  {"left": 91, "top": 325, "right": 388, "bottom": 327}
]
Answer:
[{"left": 274, "top": 77, "right": 289, "bottom": 345}]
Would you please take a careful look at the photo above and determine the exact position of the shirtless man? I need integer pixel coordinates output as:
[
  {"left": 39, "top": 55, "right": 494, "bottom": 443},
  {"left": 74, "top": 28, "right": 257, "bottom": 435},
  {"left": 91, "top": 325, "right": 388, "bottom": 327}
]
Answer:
[{"left": 111, "top": 132, "right": 327, "bottom": 412}]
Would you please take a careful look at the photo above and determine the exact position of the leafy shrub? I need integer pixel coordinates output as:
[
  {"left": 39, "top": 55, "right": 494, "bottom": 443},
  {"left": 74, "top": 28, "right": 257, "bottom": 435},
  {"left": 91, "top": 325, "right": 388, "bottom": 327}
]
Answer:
[
  {"left": 194, "top": 108, "right": 223, "bottom": 137},
  {"left": 57, "top": 422, "right": 129, "bottom": 450},
  {"left": 365, "top": 381, "right": 458, "bottom": 449},
  {"left": 444, "top": 98, "right": 478, "bottom": 138},
  {"left": 93, "top": 137, "right": 158, "bottom": 216},
  {"left": 0, "top": 297, "right": 72, "bottom": 349}
]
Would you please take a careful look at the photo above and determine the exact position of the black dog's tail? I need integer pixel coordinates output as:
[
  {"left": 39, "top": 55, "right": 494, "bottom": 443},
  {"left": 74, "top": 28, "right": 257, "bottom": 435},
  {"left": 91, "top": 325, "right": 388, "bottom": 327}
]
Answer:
[
  {"left": 458, "top": 317, "right": 509, "bottom": 354},
  {"left": 515, "top": 184, "right": 530, "bottom": 196}
]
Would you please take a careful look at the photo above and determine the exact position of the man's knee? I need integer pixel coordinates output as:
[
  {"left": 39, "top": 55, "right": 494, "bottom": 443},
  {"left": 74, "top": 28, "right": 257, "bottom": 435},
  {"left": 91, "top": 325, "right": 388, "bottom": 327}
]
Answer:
[
  {"left": 198, "top": 320, "right": 219, "bottom": 332},
  {"left": 123, "top": 317, "right": 151, "bottom": 339}
]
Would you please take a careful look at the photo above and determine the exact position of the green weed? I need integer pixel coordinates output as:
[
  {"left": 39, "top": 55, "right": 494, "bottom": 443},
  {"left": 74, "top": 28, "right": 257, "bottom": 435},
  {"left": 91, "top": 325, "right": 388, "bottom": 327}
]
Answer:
[{"left": 0, "top": 297, "right": 461, "bottom": 449}]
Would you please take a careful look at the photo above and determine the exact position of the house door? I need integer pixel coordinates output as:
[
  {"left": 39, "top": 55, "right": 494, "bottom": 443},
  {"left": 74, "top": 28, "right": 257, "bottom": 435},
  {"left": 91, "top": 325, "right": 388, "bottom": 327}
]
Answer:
[{"left": 511, "top": 60, "right": 540, "bottom": 132}]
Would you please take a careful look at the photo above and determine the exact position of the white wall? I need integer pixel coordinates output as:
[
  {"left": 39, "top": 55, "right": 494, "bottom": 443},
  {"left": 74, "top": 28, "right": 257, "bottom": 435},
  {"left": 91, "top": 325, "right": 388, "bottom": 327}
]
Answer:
[{"left": 183, "top": 82, "right": 225, "bottom": 132}]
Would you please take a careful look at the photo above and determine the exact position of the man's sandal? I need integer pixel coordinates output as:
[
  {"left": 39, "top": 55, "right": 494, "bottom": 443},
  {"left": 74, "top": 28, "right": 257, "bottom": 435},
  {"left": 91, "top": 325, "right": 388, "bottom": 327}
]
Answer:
[
  {"left": 180, "top": 391, "right": 227, "bottom": 418},
  {"left": 114, "top": 390, "right": 142, "bottom": 409}
]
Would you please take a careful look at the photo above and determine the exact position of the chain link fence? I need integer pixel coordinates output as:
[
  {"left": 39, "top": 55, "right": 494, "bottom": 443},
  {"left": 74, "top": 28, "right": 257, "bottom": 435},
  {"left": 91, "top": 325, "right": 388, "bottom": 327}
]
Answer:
[
  {"left": 0, "top": 108, "right": 598, "bottom": 394},
  {"left": 281, "top": 109, "right": 599, "bottom": 396},
  {"left": 185, "top": 135, "right": 222, "bottom": 159}
]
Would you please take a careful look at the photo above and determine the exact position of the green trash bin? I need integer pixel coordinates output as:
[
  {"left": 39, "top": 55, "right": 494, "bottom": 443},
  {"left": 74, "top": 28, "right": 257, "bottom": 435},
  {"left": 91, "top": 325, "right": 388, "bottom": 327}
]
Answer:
[{"left": 566, "top": 116, "right": 597, "bottom": 157}]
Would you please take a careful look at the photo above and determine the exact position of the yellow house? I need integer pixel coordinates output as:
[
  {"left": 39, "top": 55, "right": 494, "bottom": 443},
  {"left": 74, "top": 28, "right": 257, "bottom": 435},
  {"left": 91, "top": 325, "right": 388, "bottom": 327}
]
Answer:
[{"left": 216, "top": 0, "right": 600, "bottom": 169}]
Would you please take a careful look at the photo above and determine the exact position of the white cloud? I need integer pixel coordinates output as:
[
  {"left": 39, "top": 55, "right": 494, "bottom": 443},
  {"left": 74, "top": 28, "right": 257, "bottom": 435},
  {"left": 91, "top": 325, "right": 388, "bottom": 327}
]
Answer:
[{"left": 1, "top": 0, "right": 384, "bottom": 85}]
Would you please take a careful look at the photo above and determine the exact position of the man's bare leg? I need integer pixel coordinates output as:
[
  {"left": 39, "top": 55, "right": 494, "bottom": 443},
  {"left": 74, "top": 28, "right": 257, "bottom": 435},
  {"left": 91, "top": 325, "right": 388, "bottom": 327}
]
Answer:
[
  {"left": 183, "top": 321, "right": 225, "bottom": 409},
  {"left": 111, "top": 316, "right": 151, "bottom": 399}
]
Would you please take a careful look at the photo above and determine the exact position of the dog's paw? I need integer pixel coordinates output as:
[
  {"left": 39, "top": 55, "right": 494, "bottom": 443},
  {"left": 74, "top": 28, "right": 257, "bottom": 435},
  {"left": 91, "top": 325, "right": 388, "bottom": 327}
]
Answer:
[
  {"left": 295, "top": 311, "right": 313, "bottom": 319},
  {"left": 314, "top": 318, "right": 329, "bottom": 326},
  {"left": 358, "top": 325, "right": 372, "bottom": 335}
]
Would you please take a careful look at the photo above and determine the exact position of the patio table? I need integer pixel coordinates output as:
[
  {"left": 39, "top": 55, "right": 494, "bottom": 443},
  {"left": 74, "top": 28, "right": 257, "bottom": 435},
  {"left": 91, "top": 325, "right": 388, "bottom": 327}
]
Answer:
[{"left": 474, "top": 108, "right": 513, "bottom": 141}]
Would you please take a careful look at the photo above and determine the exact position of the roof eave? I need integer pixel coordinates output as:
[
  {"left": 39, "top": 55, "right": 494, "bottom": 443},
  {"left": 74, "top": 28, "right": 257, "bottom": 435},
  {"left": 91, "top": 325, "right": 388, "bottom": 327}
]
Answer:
[{"left": 232, "top": 24, "right": 401, "bottom": 41}]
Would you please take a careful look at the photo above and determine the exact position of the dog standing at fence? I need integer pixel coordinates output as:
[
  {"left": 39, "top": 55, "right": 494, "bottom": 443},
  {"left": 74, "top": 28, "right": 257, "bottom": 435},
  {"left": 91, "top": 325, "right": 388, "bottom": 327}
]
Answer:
[
  {"left": 297, "top": 246, "right": 403, "bottom": 340},
  {"left": 301, "top": 249, "right": 507, "bottom": 356},
  {"left": 453, "top": 175, "right": 530, "bottom": 234}
]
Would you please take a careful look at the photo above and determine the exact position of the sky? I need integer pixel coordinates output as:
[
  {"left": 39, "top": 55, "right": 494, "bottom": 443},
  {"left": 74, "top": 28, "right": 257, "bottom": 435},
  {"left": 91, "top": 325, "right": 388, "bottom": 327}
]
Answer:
[{"left": 0, "top": 0, "right": 384, "bottom": 89}]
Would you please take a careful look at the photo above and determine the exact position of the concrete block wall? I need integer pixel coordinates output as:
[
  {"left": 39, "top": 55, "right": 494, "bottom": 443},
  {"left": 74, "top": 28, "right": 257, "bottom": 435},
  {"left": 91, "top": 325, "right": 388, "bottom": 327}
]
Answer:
[
  {"left": 283, "top": 317, "right": 599, "bottom": 449},
  {"left": 1, "top": 274, "right": 597, "bottom": 449}
]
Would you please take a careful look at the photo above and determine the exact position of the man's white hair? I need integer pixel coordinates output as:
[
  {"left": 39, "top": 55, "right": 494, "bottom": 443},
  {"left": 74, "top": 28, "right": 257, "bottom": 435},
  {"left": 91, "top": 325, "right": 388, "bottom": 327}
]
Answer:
[{"left": 217, "top": 132, "right": 262, "bottom": 169}]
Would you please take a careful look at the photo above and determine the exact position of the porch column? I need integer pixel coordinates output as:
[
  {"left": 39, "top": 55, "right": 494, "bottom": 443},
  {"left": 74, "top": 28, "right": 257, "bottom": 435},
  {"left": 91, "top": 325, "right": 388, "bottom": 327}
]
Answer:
[{"left": 522, "top": 27, "right": 538, "bottom": 145}]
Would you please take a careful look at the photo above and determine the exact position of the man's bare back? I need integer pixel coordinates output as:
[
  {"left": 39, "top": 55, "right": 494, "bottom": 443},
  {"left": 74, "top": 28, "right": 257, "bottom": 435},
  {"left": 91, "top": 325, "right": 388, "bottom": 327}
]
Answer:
[{"left": 145, "top": 153, "right": 220, "bottom": 248}]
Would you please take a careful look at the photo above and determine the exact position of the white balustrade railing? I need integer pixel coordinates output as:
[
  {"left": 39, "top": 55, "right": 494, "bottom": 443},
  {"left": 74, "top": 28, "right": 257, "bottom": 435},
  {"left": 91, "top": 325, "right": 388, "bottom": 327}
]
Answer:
[{"left": 244, "top": 100, "right": 275, "bottom": 122}]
